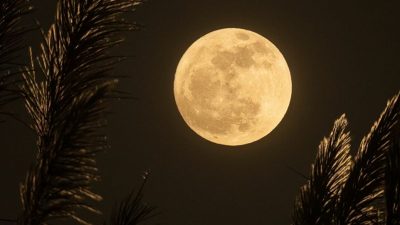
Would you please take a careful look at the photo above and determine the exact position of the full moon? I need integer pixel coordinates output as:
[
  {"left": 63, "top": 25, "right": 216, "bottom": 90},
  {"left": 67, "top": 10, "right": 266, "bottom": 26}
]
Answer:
[{"left": 174, "top": 28, "right": 292, "bottom": 146}]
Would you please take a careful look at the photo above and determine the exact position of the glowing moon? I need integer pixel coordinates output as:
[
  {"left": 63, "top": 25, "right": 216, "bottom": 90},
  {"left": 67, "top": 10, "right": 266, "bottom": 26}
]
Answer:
[{"left": 174, "top": 28, "right": 292, "bottom": 146}]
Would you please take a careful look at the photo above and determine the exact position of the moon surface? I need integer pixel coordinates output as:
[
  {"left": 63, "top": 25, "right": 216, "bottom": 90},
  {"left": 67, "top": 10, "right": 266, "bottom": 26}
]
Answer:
[{"left": 174, "top": 28, "right": 292, "bottom": 146}]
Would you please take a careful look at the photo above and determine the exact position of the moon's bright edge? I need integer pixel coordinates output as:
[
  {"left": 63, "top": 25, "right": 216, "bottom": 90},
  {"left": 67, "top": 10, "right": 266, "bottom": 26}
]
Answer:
[{"left": 174, "top": 28, "right": 292, "bottom": 146}]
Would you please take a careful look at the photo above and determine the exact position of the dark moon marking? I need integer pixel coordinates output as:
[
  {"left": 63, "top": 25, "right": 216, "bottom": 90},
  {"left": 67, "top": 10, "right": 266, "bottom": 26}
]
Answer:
[{"left": 236, "top": 32, "right": 250, "bottom": 40}]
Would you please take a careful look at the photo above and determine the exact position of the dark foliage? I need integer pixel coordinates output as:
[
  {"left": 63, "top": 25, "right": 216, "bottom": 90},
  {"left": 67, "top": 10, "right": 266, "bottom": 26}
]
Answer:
[
  {"left": 293, "top": 92, "right": 400, "bottom": 225},
  {"left": 337, "top": 93, "right": 399, "bottom": 225},
  {"left": 0, "top": 0, "right": 32, "bottom": 109},
  {"left": 18, "top": 1, "right": 142, "bottom": 225},
  {"left": 107, "top": 172, "right": 157, "bottom": 225},
  {"left": 293, "top": 115, "right": 352, "bottom": 225},
  {"left": 385, "top": 94, "right": 400, "bottom": 225}
]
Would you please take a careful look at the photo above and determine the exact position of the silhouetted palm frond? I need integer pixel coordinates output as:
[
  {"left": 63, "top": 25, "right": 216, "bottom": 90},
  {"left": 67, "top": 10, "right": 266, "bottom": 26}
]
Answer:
[
  {"left": 293, "top": 115, "right": 352, "bottom": 225},
  {"left": 337, "top": 93, "right": 400, "bottom": 225},
  {"left": 384, "top": 94, "right": 400, "bottom": 225},
  {"left": 0, "top": 0, "right": 32, "bottom": 108},
  {"left": 19, "top": 1, "right": 142, "bottom": 225},
  {"left": 107, "top": 172, "right": 157, "bottom": 225}
]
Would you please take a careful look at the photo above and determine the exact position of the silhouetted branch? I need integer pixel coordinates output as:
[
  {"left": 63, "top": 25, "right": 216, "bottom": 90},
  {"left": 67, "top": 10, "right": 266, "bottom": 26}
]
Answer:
[
  {"left": 0, "top": 0, "right": 32, "bottom": 108},
  {"left": 385, "top": 93, "right": 400, "bottom": 225},
  {"left": 336, "top": 93, "right": 400, "bottom": 225},
  {"left": 293, "top": 115, "right": 352, "bottom": 225},
  {"left": 19, "top": 1, "right": 142, "bottom": 225},
  {"left": 286, "top": 165, "right": 309, "bottom": 180},
  {"left": 107, "top": 172, "right": 158, "bottom": 225}
]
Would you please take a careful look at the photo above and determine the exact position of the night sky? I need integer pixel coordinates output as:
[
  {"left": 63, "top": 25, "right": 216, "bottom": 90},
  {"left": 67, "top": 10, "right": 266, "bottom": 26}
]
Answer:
[{"left": 1, "top": 1, "right": 400, "bottom": 225}]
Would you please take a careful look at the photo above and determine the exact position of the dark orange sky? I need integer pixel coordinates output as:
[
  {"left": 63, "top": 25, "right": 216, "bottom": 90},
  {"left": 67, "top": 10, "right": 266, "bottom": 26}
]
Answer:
[{"left": 1, "top": 1, "right": 400, "bottom": 225}]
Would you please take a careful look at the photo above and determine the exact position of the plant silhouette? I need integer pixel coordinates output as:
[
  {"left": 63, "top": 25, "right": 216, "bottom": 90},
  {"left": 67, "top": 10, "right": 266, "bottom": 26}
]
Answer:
[
  {"left": 8, "top": 0, "right": 154, "bottom": 225},
  {"left": 0, "top": 0, "right": 32, "bottom": 114},
  {"left": 293, "top": 93, "right": 400, "bottom": 225},
  {"left": 106, "top": 172, "right": 158, "bottom": 225}
]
